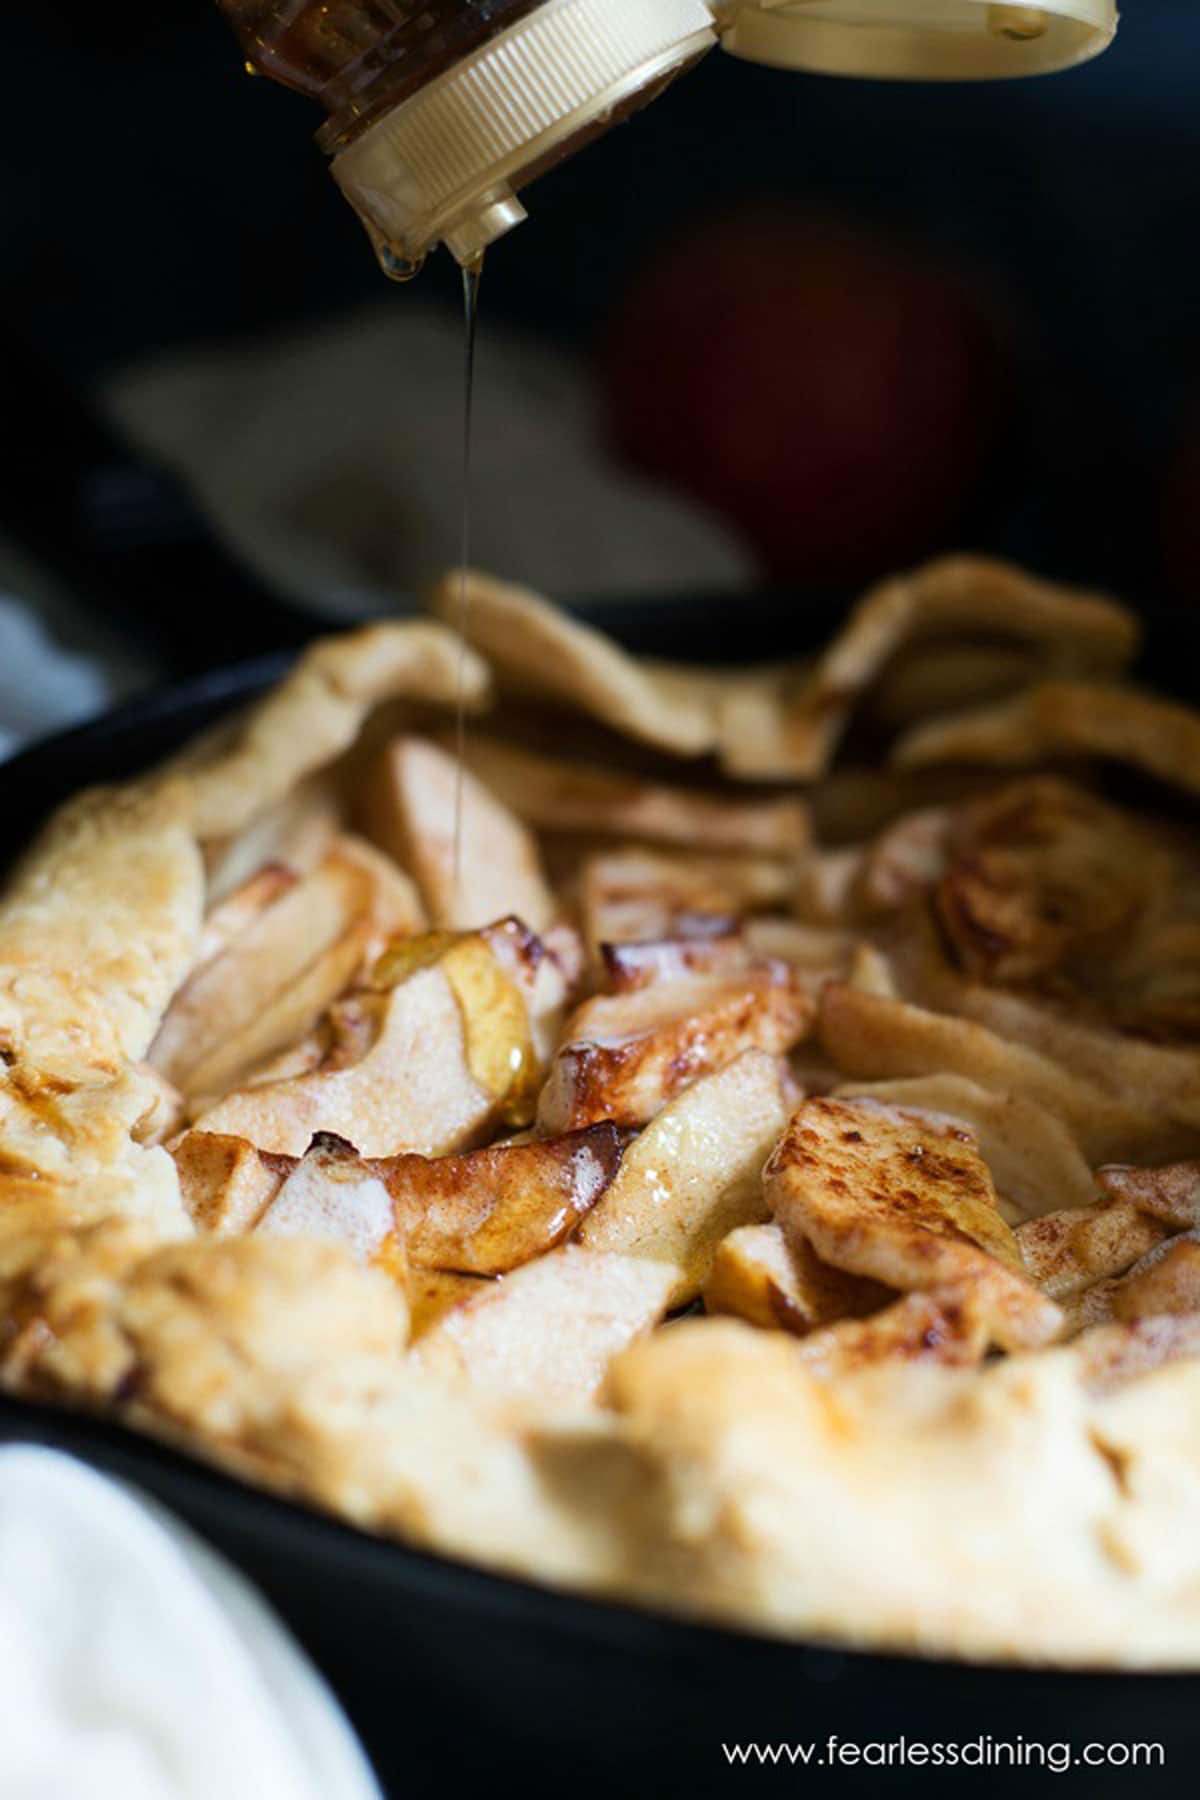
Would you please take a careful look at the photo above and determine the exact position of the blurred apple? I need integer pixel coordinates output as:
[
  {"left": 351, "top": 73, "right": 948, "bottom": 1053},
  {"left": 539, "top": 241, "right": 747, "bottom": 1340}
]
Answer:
[{"left": 599, "top": 214, "right": 1008, "bottom": 589}]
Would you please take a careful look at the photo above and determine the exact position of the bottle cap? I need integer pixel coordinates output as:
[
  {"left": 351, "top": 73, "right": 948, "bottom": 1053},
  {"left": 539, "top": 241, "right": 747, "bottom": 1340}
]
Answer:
[
  {"left": 719, "top": 1, "right": 1117, "bottom": 79},
  {"left": 332, "top": 0, "right": 716, "bottom": 272}
]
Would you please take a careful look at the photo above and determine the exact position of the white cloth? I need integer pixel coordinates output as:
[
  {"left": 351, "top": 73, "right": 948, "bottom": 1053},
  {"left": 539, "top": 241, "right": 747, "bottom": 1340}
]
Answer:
[
  {"left": 0, "top": 1446, "right": 381, "bottom": 1800},
  {"left": 0, "top": 529, "right": 149, "bottom": 758},
  {"left": 102, "top": 301, "right": 752, "bottom": 619},
  {"left": 0, "top": 596, "right": 117, "bottom": 760},
  {"left": 0, "top": 302, "right": 749, "bottom": 756}
]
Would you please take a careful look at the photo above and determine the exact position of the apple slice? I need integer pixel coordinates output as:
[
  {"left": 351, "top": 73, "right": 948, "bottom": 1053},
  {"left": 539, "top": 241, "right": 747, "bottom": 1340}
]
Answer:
[
  {"left": 742, "top": 917, "right": 856, "bottom": 976},
  {"left": 448, "top": 732, "right": 809, "bottom": 857},
  {"left": 704, "top": 1220, "right": 887, "bottom": 1335},
  {"left": 766, "top": 1096, "right": 1062, "bottom": 1351},
  {"left": 357, "top": 735, "right": 553, "bottom": 932},
  {"left": 1097, "top": 1159, "right": 1200, "bottom": 1231},
  {"left": 834, "top": 1074, "right": 1097, "bottom": 1221},
  {"left": 538, "top": 965, "right": 812, "bottom": 1133},
  {"left": 238, "top": 1030, "right": 329, "bottom": 1090},
  {"left": 414, "top": 1245, "right": 676, "bottom": 1407},
  {"left": 256, "top": 1132, "right": 395, "bottom": 1264},
  {"left": 204, "top": 772, "right": 341, "bottom": 904},
  {"left": 225, "top": 1117, "right": 623, "bottom": 1275},
  {"left": 184, "top": 920, "right": 372, "bottom": 1105},
  {"left": 407, "top": 1268, "right": 492, "bottom": 1339},
  {"left": 1110, "top": 1232, "right": 1200, "bottom": 1322},
  {"left": 191, "top": 971, "right": 488, "bottom": 1158},
  {"left": 1015, "top": 1200, "right": 1169, "bottom": 1300},
  {"left": 150, "top": 846, "right": 377, "bottom": 1092},
  {"left": 192, "top": 931, "right": 536, "bottom": 1157},
  {"left": 370, "top": 927, "right": 542, "bottom": 1129},
  {"left": 333, "top": 832, "right": 427, "bottom": 956},
  {"left": 816, "top": 981, "right": 1160, "bottom": 1166},
  {"left": 194, "top": 863, "right": 298, "bottom": 970},
  {"left": 580, "top": 849, "right": 789, "bottom": 951},
  {"left": 601, "top": 931, "right": 749, "bottom": 993},
  {"left": 576, "top": 1050, "right": 791, "bottom": 1303},
  {"left": 478, "top": 915, "right": 574, "bottom": 1065},
  {"left": 385, "top": 1122, "right": 625, "bottom": 1276},
  {"left": 170, "top": 834, "right": 419, "bottom": 1098},
  {"left": 1072, "top": 1313, "right": 1200, "bottom": 1390},
  {"left": 791, "top": 1287, "right": 992, "bottom": 1377},
  {"left": 172, "top": 1130, "right": 291, "bottom": 1234}
]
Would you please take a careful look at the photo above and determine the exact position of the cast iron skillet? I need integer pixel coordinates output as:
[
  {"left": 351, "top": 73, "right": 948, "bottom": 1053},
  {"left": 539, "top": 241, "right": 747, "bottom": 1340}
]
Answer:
[{"left": 0, "top": 599, "right": 1198, "bottom": 1799}]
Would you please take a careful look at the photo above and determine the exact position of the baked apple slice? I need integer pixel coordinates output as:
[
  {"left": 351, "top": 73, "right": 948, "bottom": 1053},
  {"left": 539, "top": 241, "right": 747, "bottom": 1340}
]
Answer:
[
  {"left": 580, "top": 848, "right": 789, "bottom": 951},
  {"left": 358, "top": 735, "right": 554, "bottom": 932},
  {"left": 766, "top": 1096, "right": 1062, "bottom": 1350},
  {"left": 1015, "top": 1200, "right": 1170, "bottom": 1300},
  {"left": 790, "top": 1286, "right": 994, "bottom": 1376},
  {"left": 1097, "top": 1159, "right": 1200, "bottom": 1230},
  {"left": 1110, "top": 1233, "right": 1200, "bottom": 1322},
  {"left": 704, "top": 1220, "right": 887, "bottom": 1335},
  {"left": 192, "top": 928, "right": 538, "bottom": 1157},
  {"left": 235, "top": 1122, "right": 624, "bottom": 1278},
  {"left": 601, "top": 932, "right": 750, "bottom": 992},
  {"left": 414, "top": 1245, "right": 677, "bottom": 1407},
  {"left": 576, "top": 1050, "right": 791, "bottom": 1303},
  {"left": 203, "top": 771, "right": 341, "bottom": 904},
  {"left": 450, "top": 731, "right": 809, "bottom": 857},
  {"left": 171, "top": 1130, "right": 290, "bottom": 1234},
  {"left": 256, "top": 1132, "right": 395, "bottom": 1263},
  {"left": 386, "top": 1122, "right": 625, "bottom": 1275},
  {"left": 538, "top": 965, "right": 812, "bottom": 1133},
  {"left": 150, "top": 845, "right": 378, "bottom": 1095}
]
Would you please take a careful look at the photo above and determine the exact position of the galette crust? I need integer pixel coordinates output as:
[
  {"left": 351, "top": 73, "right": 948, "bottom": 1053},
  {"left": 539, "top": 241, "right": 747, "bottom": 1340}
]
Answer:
[{"left": 3, "top": 589, "right": 1200, "bottom": 1669}]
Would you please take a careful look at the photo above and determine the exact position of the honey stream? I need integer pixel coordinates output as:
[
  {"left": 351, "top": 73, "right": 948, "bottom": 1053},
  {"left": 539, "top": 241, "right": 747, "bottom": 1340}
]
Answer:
[{"left": 451, "top": 254, "right": 484, "bottom": 898}]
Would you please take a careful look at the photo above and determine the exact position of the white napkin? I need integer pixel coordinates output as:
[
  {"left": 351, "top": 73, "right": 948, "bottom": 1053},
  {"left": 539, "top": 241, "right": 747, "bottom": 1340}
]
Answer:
[
  {"left": 0, "top": 597, "right": 116, "bottom": 760},
  {"left": 102, "top": 300, "right": 753, "bottom": 620},
  {"left": 0, "top": 1445, "right": 381, "bottom": 1800}
]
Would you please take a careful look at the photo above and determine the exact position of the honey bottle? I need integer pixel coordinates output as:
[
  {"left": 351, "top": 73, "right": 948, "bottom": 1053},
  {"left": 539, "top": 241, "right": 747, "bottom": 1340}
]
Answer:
[
  {"left": 217, "top": 2, "right": 1117, "bottom": 276},
  {"left": 216, "top": 0, "right": 718, "bottom": 274}
]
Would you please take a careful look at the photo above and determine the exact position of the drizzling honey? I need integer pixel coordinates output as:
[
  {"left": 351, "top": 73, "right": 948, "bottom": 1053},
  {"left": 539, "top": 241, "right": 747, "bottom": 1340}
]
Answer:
[{"left": 451, "top": 253, "right": 484, "bottom": 898}]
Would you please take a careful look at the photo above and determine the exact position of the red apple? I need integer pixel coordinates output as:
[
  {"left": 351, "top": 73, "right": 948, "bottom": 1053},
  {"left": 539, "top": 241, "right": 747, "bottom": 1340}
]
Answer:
[{"left": 599, "top": 214, "right": 1007, "bottom": 588}]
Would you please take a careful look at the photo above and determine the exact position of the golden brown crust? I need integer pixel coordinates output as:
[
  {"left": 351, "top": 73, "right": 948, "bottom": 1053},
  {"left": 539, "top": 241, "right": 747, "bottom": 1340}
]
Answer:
[
  {"left": 429, "top": 569, "right": 715, "bottom": 756},
  {"left": 893, "top": 679, "right": 1200, "bottom": 798},
  {"left": 181, "top": 620, "right": 491, "bottom": 839},
  {"left": 4, "top": 572, "right": 1200, "bottom": 1672},
  {"left": 595, "top": 1318, "right": 1200, "bottom": 1665},
  {"left": 719, "top": 557, "right": 1138, "bottom": 781},
  {"left": 0, "top": 779, "right": 204, "bottom": 1077}
]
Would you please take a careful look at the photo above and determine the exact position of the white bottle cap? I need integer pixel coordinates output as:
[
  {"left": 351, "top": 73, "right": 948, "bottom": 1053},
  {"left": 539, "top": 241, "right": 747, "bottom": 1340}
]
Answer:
[
  {"left": 719, "top": 1, "right": 1117, "bottom": 79},
  {"left": 332, "top": 0, "right": 717, "bottom": 272}
]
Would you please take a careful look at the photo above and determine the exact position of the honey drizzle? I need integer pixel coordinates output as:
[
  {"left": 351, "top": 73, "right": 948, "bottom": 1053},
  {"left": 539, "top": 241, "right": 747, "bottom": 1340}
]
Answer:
[{"left": 451, "top": 253, "right": 484, "bottom": 898}]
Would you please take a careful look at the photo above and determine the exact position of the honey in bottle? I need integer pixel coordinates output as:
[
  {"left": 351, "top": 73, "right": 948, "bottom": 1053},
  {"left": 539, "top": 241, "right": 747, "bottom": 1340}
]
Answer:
[
  {"left": 216, "top": 4, "right": 1119, "bottom": 275},
  {"left": 215, "top": 0, "right": 719, "bottom": 273}
]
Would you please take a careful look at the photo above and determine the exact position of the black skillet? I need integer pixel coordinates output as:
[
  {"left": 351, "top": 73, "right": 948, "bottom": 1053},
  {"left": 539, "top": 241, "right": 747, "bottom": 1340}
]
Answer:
[{"left": 0, "top": 597, "right": 1198, "bottom": 1800}]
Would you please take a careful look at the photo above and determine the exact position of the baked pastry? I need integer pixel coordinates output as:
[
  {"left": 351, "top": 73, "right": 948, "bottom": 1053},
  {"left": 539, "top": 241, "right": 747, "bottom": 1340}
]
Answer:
[{"left": 3, "top": 558, "right": 1200, "bottom": 1666}]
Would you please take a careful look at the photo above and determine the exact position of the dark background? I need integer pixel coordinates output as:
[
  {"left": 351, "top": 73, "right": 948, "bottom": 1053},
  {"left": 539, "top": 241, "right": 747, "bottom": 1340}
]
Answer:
[{"left": 3, "top": 0, "right": 1199, "bottom": 668}]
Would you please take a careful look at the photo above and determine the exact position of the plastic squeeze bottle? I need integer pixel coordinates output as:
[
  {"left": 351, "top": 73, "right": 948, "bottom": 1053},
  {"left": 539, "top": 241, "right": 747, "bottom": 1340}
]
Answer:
[{"left": 216, "top": 1, "right": 1117, "bottom": 275}]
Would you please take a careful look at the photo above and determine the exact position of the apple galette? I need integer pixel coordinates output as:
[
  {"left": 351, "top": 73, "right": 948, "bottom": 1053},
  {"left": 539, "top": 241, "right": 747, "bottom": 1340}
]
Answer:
[{"left": 3, "top": 559, "right": 1200, "bottom": 1664}]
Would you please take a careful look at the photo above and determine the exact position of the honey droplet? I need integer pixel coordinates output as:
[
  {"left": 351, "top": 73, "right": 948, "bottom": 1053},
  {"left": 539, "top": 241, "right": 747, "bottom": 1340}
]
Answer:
[{"left": 379, "top": 244, "right": 426, "bottom": 283}]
